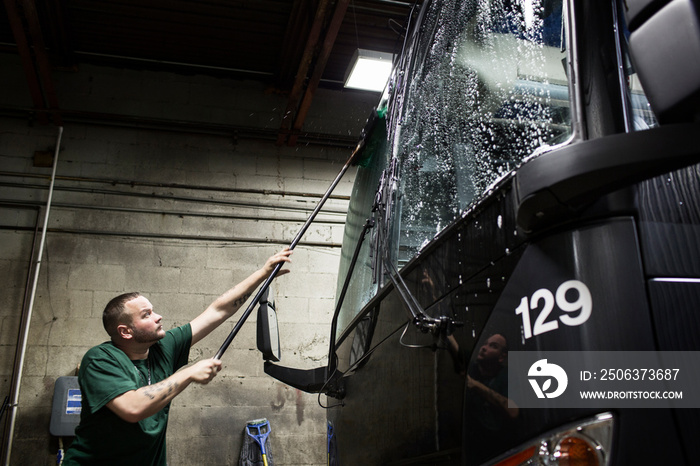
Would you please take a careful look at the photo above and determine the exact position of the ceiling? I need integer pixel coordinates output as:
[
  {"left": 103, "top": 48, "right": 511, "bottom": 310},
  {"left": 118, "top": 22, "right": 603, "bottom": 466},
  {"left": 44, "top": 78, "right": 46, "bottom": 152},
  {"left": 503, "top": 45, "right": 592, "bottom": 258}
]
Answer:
[{"left": 0, "top": 0, "right": 416, "bottom": 145}]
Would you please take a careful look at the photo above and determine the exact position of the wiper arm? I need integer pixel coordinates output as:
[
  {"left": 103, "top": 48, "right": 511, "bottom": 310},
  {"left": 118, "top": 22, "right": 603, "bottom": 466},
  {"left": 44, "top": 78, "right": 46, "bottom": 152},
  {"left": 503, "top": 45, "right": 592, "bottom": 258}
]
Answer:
[{"left": 373, "top": 161, "right": 462, "bottom": 336}]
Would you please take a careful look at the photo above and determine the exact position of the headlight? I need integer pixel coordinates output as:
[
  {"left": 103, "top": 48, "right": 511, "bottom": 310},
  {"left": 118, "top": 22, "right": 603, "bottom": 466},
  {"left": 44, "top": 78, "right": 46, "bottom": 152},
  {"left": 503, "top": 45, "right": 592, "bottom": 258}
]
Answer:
[{"left": 487, "top": 412, "right": 614, "bottom": 466}]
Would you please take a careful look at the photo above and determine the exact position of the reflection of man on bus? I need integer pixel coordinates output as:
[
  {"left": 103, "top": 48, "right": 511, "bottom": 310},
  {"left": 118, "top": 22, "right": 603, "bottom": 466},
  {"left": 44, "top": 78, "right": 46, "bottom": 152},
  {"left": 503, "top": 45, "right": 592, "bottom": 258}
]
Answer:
[
  {"left": 463, "top": 333, "right": 519, "bottom": 459},
  {"left": 467, "top": 334, "right": 518, "bottom": 420}
]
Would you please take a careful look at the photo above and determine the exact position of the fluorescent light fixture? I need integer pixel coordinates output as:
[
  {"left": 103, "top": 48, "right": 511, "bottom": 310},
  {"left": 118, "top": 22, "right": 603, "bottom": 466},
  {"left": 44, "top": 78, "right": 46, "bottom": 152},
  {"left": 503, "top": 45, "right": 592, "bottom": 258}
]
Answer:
[{"left": 344, "top": 49, "right": 394, "bottom": 92}]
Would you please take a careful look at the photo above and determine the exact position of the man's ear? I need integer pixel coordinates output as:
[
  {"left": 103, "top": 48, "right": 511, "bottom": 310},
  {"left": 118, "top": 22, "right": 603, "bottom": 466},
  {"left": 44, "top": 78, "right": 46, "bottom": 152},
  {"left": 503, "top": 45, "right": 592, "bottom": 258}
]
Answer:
[{"left": 117, "top": 324, "right": 133, "bottom": 340}]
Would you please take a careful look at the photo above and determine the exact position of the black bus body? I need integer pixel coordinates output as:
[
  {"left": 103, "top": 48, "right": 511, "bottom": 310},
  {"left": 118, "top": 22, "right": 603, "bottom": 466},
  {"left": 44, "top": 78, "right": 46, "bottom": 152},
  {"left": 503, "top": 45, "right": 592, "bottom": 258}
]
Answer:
[{"left": 261, "top": 0, "right": 700, "bottom": 464}]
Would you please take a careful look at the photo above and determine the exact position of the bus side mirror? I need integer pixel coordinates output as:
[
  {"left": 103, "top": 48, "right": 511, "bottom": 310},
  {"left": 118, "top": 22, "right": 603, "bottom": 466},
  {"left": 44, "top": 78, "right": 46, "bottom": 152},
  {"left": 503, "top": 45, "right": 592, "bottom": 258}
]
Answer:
[
  {"left": 254, "top": 288, "right": 341, "bottom": 396},
  {"left": 625, "top": 0, "right": 700, "bottom": 123},
  {"left": 256, "top": 287, "right": 281, "bottom": 362}
]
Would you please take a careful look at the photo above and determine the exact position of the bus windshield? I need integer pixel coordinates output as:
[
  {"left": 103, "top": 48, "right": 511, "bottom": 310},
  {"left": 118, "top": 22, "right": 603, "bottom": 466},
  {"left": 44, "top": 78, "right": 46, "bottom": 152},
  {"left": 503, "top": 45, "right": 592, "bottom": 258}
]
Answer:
[
  {"left": 390, "top": 0, "right": 572, "bottom": 265},
  {"left": 335, "top": 0, "right": 573, "bottom": 336},
  {"left": 334, "top": 0, "right": 661, "bottom": 340}
]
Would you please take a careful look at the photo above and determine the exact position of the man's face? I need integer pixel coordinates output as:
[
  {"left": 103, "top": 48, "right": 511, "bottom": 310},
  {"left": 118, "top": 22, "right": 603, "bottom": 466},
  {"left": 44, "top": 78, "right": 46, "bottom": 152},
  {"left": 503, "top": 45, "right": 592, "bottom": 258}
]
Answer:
[
  {"left": 476, "top": 334, "right": 507, "bottom": 364},
  {"left": 124, "top": 296, "right": 165, "bottom": 344}
]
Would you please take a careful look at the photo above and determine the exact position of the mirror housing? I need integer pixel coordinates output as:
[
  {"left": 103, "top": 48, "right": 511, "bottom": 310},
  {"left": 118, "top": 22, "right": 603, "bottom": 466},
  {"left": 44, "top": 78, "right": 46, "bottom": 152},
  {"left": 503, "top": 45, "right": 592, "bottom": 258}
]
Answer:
[
  {"left": 255, "top": 288, "right": 345, "bottom": 397},
  {"left": 263, "top": 363, "right": 329, "bottom": 393},
  {"left": 264, "top": 362, "right": 345, "bottom": 398},
  {"left": 625, "top": 0, "right": 700, "bottom": 123},
  {"left": 256, "top": 287, "right": 280, "bottom": 362}
]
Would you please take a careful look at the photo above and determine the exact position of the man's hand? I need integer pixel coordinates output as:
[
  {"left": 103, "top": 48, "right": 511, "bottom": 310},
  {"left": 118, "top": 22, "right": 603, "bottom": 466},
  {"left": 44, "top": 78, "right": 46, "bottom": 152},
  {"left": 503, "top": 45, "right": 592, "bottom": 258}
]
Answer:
[
  {"left": 262, "top": 247, "right": 292, "bottom": 277},
  {"left": 190, "top": 247, "right": 294, "bottom": 346},
  {"left": 189, "top": 358, "right": 222, "bottom": 384},
  {"left": 107, "top": 359, "right": 222, "bottom": 423}
]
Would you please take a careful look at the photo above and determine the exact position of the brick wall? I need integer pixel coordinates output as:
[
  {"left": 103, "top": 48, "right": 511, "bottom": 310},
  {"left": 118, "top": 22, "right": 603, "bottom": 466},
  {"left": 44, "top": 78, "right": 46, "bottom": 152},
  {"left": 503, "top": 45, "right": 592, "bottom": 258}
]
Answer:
[{"left": 0, "top": 53, "right": 378, "bottom": 465}]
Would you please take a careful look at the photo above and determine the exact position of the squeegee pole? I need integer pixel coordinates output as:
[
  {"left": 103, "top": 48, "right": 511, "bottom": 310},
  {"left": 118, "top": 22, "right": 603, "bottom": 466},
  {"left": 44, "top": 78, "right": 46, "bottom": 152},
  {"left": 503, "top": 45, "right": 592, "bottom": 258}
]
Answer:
[{"left": 214, "top": 144, "right": 362, "bottom": 360}]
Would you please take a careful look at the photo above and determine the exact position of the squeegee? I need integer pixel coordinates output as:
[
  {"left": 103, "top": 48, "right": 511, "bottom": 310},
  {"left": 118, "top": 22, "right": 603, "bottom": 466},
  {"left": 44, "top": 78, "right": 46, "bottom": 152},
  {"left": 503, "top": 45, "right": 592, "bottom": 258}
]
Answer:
[{"left": 213, "top": 109, "right": 381, "bottom": 360}]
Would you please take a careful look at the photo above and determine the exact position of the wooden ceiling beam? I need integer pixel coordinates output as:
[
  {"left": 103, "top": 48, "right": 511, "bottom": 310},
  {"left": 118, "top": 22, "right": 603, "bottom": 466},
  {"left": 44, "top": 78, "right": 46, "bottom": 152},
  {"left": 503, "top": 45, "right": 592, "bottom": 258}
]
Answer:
[
  {"left": 287, "top": 0, "right": 351, "bottom": 146},
  {"left": 19, "top": 0, "right": 62, "bottom": 124},
  {"left": 3, "top": 0, "right": 48, "bottom": 123},
  {"left": 277, "top": 0, "right": 332, "bottom": 146}
]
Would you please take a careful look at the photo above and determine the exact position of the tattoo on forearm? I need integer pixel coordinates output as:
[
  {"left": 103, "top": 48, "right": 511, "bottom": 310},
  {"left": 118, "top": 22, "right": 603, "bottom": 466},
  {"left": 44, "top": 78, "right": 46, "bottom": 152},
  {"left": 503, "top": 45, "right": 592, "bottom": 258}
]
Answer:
[
  {"left": 141, "top": 380, "right": 180, "bottom": 401},
  {"left": 232, "top": 293, "right": 251, "bottom": 308}
]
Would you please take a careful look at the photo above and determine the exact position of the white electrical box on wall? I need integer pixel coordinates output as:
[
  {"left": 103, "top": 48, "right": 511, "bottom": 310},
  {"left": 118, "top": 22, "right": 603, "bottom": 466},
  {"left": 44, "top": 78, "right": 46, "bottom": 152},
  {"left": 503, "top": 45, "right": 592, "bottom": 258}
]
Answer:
[{"left": 50, "top": 376, "right": 81, "bottom": 437}]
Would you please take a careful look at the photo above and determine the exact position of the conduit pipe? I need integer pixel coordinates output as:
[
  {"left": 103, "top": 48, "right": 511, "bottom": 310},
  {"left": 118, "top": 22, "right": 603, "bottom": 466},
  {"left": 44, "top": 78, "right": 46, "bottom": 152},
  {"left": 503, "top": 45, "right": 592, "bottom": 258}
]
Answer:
[
  {"left": 0, "top": 226, "right": 343, "bottom": 249},
  {"left": 0, "top": 199, "right": 348, "bottom": 225},
  {"left": 2, "top": 126, "right": 63, "bottom": 466},
  {"left": 0, "top": 170, "right": 352, "bottom": 201},
  {"left": 0, "top": 180, "right": 350, "bottom": 216}
]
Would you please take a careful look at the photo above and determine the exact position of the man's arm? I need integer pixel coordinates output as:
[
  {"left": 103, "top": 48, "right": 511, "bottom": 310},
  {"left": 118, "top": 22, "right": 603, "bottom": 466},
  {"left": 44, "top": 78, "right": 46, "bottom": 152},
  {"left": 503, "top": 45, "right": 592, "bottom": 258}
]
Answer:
[
  {"left": 106, "top": 358, "right": 221, "bottom": 423},
  {"left": 189, "top": 248, "right": 292, "bottom": 346},
  {"left": 467, "top": 375, "right": 520, "bottom": 419}
]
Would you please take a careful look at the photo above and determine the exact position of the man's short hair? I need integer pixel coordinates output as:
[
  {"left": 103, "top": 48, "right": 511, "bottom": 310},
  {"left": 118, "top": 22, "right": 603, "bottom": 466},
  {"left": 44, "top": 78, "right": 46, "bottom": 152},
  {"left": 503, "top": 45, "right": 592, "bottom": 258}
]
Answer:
[
  {"left": 485, "top": 333, "right": 509, "bottom": 356},
  {"left": 496, "top": 333, "right": 509, "bottom": 354},
  {"left": 103, "top": 292, "right": 141, "bottom": 337}
]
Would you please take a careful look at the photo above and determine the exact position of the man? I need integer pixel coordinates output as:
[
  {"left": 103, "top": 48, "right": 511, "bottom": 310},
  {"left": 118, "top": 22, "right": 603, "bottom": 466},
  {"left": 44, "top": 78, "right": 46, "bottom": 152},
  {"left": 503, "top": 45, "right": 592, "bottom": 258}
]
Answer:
[
  {"left": 62, "top": 248, "right": 293, "bottom": 465},
  {"left": 466, "top": 333, "right": 518, "bottom": 421},
  {"left": 463, "top": 333, "right": 519, "bottom": 465}
]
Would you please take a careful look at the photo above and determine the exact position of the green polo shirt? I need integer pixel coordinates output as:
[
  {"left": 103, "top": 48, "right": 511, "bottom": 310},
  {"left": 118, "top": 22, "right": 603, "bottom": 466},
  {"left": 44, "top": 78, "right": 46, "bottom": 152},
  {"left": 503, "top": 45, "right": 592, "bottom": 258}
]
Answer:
[{"left": 63, "top": 324, "right": 192, "bottom": 466}]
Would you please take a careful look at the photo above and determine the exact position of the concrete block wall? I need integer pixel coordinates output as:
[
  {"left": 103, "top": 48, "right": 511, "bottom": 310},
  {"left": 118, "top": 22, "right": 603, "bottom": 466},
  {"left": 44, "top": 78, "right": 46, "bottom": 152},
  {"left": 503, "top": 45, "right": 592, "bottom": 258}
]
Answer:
[{"left": 0, "top": 52, "right": 379, "bottom": 465}]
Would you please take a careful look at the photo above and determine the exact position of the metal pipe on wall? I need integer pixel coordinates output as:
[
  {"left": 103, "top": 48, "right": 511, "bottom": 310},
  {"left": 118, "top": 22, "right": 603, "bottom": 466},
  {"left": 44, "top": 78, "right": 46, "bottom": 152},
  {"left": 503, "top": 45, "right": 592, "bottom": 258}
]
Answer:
[
  {"left": 0, "top": 180, "right": 351, "bottom": 216},
  {"left": 0, "top": 170, "right": 352, "bottom": 201},
  {"left": 0, "top": 225, "right": 344, "bottom": 249},
  {"left": 0, "top": 104, "right": 359, "bottom": 148},
  {"left": 25, "top": 173, "right": 350, "bottom": 202},
  {"left": 0, "top": 199, "right": 349, "bottom": 225},
  {"left": 2, "top": 126, "right": 63, "bottom": 466},
  {"left": 0, "top": 207, "right": 40, "bottom": 462}
]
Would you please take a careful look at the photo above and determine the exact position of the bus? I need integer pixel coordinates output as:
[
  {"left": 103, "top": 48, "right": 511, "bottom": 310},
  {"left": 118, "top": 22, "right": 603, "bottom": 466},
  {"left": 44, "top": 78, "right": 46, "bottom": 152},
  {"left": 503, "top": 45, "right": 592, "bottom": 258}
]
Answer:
[{"left": 259, "top": 0, "right": 700, "bottom": 464}]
